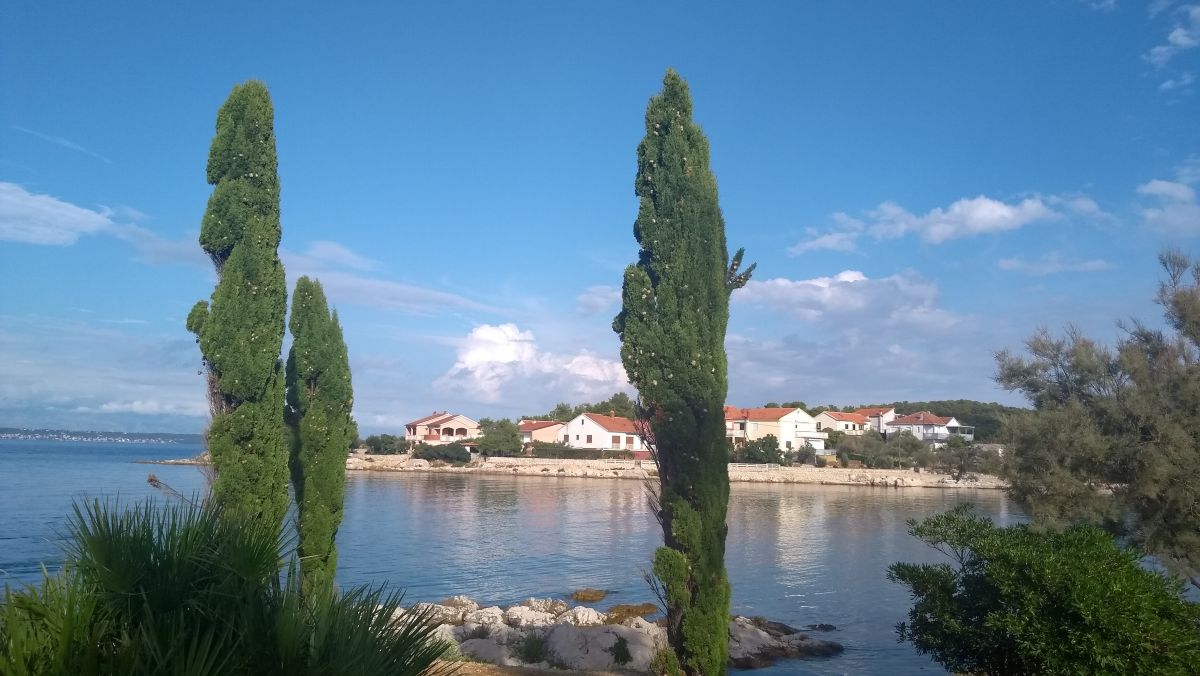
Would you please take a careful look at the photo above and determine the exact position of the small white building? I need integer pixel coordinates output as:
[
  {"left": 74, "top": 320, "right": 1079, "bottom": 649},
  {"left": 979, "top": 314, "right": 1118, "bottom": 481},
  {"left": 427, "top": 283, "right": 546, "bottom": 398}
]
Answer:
[
  {"left": 854, "top": 407, "right": 897, "bottom": 433},
  {"left": 885, "top": 411, "right": 975, "bottom": 444},
  {"left": 404, "top": 411, "right": 481, "bottom": 446},
  {"left": 724, "top": 406, "right": 827, "bottom": 452},
  {"left": 814, "top": 411, "right": 869, "bottom": 435},
  {"left": 561, "top": 412, "right": 646, "bottom": 456}
]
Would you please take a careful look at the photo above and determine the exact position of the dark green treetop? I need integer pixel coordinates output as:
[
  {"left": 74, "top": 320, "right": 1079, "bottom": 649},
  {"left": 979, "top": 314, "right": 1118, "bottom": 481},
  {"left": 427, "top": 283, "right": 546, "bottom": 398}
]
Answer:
[
  {"left": 613, "top": 69, "right": 753, "bottom": 676},
  {"left": 187, "top": 80, "right": 289, "bottom": 527},
  {"left": 286, "top": 276, "right": 355, "bottom": 597}
]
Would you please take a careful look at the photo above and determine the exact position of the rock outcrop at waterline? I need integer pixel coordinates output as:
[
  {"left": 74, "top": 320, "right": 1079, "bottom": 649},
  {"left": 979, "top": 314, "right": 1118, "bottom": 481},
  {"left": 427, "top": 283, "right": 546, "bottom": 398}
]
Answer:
[{"left": 391, "top": 596, "right": 843, "bottom": 671}]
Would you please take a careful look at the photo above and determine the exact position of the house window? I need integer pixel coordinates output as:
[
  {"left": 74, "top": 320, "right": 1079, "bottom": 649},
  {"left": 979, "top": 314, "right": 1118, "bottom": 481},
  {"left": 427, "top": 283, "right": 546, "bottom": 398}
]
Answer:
[
  {"left": 611, "top": 436, "right": 620, "bottom": 448},
  {"left": 816, "top": 422, "right": 823, "bottom": 430},
  {"left": 586, "top": 435, "right": 592, "bottom": 444},
  {"left": 626, "top": 436, "right": 634, "bottom": 448},
  {"left": 786, "top": 441, "right": 792, "bottom": 450},
  {"left": 563, "top": 435, "right": 569, "bottom": 444},
  {"left": 575, "top": 434, "right": 579, "bottom": 441}
]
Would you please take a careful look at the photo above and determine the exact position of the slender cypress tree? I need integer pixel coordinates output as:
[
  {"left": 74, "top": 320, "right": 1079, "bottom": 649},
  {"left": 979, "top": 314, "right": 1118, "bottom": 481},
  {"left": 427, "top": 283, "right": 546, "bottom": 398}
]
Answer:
[
  {"left": 285, "top": 276, "right": 356, "bottom": 596},
  {"left": 186, "top": 81, "right": 289, "bottom": 528},
  {"left": 613, "top": 70, "right": 754, "bottom": 676}
]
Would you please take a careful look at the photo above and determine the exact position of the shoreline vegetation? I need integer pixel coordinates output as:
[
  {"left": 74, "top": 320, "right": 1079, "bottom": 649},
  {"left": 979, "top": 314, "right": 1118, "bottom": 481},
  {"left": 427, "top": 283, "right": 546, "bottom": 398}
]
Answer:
[{"left": 144, "top": 452, "right": 1007, "bottom": 490}]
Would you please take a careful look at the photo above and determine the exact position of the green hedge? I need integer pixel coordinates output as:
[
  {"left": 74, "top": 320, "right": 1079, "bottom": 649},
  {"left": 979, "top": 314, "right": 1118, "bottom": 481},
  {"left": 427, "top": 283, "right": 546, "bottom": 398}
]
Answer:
[{"left": 411, "top": 442, "right": 470, "bottom": 463}]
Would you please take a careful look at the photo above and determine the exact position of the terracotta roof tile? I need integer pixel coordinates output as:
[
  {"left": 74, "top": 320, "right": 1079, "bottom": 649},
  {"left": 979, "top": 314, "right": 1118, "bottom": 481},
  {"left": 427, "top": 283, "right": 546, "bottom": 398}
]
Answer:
[
  {"left": 723, "top": 406, "right": 798, "bottom": 421},
  {"left": 888, "top": 411, "right": 952, "bottom": 426},
  {"left": 518, "top": 420, "right": 563, "bottom": 432},
  {"left": 583, "top": 413, "right": 638, "bottom": 433},
  {"left": 855, "top": 407, "right": 895, "bottom": 417},
  {"left": 821, "top": 411, "right": 869, "bottom": 424}
]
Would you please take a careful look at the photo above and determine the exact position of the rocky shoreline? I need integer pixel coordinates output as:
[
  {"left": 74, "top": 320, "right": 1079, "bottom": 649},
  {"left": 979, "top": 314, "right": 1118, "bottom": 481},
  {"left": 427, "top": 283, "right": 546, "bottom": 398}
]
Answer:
[
  {"left": 397, "top": 595, "right": 842, "bottom": 672},
  {"left": 142, "top": 453, "right": 1006, "bottom": 489}
]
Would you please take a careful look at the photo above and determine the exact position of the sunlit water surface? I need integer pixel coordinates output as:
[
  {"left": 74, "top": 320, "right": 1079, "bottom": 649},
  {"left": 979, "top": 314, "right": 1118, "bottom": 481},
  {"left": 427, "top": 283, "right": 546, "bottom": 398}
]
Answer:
[{"left": 1, "top": 440, "right": 1019, "bottom": 674}]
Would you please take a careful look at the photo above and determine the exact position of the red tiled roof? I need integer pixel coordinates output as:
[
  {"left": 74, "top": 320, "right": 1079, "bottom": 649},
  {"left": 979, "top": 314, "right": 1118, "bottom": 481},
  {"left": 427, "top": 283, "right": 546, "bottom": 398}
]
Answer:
[
  {"left": 888, "top": 411, "right": 952, "bottom": 426},
  {"left": 584, "top": 413, "right": 638, "bottom": 433},
  {"left": 407, "top": 411, "right": 451, "bottom": 427},
  {"left": 821, "top": 411, "right": 869, "bottom": 424},
  {"left": 723, "top": 406, "right": 798, "bottom": 421},
  {"left": 519, "top": 420, "right": 563, "bottom": 433},
  {"left": 855, "top": 407, "right": 895, "bottom": 417}
]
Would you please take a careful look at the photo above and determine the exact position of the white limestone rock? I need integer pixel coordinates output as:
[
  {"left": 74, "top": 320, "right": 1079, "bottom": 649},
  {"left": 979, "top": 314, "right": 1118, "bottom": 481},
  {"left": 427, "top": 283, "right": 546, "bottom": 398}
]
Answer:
[
  {"left": 555, "top": 605, "right": 607, "bottom": 626},
  {"left": 544, "top": 623, "right": 662, "bottom": 671},
  {"left": 459, "top": 638, "right": 519, "bottom": 666},
  {"left": 438, "top": 595, "right": 480, "bottom": 613},
  {"left": 518, "top": 597, "right": 570, "bottom": 615},
  {"left": 406, "top": 458, "right": 430, "bottom": 469},
  {"left": 503, "top": 605, "right": 557, "bottom": 629},
  {"left": 409, "top": 602, "right": 464, "bottom": 625},
  {"left": 463, "top": 605, "right": 506, "bottom": 626}
]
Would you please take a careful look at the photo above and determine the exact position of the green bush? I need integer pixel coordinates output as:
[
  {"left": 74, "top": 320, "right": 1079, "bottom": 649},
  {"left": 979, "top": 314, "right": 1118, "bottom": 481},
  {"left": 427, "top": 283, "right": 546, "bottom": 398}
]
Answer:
[
  {"left": 528, "top": 442, "right": 631, "bottom": 460},
  {"left": 411, "top": 443, "right": 471, "bottom": 463},
  {"left": 888, "top": 505, "right": 1200, "bottom": 675},
  {"left": 730, "top": 434, "right": 783, "bottom": 464},
  {"left": 0, "top": 499, "right": 451, "bottom": 676}
]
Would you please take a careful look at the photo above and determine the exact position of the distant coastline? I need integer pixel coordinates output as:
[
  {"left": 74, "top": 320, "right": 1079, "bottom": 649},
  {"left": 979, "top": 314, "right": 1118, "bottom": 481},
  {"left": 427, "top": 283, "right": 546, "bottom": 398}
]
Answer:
[
  {"left": 1, "top": 428, "right": 203, "bottom": 445},
  {"left": 145, "top": 452, "right": 1007, "bottom": 489}
]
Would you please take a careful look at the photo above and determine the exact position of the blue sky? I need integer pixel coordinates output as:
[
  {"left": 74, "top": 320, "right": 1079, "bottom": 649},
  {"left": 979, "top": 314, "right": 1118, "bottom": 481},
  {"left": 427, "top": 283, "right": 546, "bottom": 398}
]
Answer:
[{"left": 2, "top": 1, "right": 1199, "bottom": 433}]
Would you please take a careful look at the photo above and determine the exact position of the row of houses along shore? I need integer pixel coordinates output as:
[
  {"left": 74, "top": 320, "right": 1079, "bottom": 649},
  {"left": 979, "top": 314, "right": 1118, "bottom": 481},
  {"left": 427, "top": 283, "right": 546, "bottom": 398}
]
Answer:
[{"left": 403, "top": 406, "right": 977, "bottom": 461}]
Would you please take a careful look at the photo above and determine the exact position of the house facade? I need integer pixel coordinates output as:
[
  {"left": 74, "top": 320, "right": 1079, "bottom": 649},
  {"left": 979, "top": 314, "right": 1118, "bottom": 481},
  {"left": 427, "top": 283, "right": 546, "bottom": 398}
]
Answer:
[
  {"left": 854, "top": 407, "right": 896, "bottom": 433},
  {"left": 814, "top": 411, "right": 868, "bottom": 435},
  {"left": 561, "top": 412, "right": 646, "bottom": 456},
  {"left": 724, "top": 406, "right": 828, "bottom": 452},
  {"left": 518, "top": 420, "right": 565, "bottom": 445},
  {"left": 404, "top": 412, "right": 481, "bottom": 446},
  {"left": 885, "top": 411, "right": 975, "bottom": 444}
]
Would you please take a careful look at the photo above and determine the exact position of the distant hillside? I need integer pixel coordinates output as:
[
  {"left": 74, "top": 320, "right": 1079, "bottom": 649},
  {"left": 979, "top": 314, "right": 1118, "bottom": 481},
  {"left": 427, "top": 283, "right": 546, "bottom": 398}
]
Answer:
[{"left": 0, "top": 427, "right": 203, "bottom": 444}]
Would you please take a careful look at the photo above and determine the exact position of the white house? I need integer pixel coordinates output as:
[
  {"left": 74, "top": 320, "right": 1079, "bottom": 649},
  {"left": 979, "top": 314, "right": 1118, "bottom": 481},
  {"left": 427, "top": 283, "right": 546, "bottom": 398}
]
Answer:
[
  {"left": 885, "top": 411, "right": 975, "bottom": 444},
  {"left": 561, "top": 412, "right": 647, "bottom": 457},
  {"left": 854, "top": 407, "right": 896, "bottom": 433},
  {"left": 814, "top": 411, "right": 869, "bottom": 435},
  {"left": 724, "top": 406, "right": 827, "bottom": 452},
  {"left": 404, "top": 411, "right": 481, "bottom": 446}
]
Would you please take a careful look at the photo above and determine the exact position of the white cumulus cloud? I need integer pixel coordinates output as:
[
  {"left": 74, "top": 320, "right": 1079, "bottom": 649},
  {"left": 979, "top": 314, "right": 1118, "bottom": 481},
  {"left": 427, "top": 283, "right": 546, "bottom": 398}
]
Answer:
[{"left": 434, "top": 323, "right": 628, "bottom": 403}]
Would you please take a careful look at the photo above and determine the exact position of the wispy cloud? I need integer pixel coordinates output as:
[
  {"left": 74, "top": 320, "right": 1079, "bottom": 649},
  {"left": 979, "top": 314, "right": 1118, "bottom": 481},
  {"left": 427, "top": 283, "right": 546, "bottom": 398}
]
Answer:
[
  {"left": 789, "top": 192, "right": 1110, "bottom": 251},
  {"left": 12, "top": 126, "right": 112, "bottom": 164},
  {"left": 0, "top": 182, "right": 205, "bottom": 266},
  {"left": 1146, "top": 4, "right": 1200, "bottom": 67},
  {"left": 787, "top": 230, "right": 858, "bottom": 255},
  {"left": 997, "top": 254, "right": 1115, "bottom": 276},
  {"left": 1137, "top": 177, "right": 1200, "bottom": 233},
  {"left": 303, "top": 240, "right": 382, "bottom": 271},
  {"left": 1160, "top": 71, "right": 1195, "bottom": 91},
  {"left": 1079, "top": 0, "right": 1117, "bottom": 11},
  {"left": 575, "top": 285, "right": 621, "bottom": 315}
]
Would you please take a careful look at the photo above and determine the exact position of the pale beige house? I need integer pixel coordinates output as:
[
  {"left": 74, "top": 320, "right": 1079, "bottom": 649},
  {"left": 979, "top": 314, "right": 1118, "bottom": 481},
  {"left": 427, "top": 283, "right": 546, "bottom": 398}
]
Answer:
[
  {"left": 561, "top": 412, "right": 649, "bottom": 458},
  {"left": 518, "top": 420, "right": 565, "bottom": 445},
  {"left": 404, "top": 411, "right": 481, "bottom": 445},
  {"left": 815, "top": 411, "right": 869, "bottom": 435},
  {"left": 724, "top": 406, "right": 828, "bottom": 451}
]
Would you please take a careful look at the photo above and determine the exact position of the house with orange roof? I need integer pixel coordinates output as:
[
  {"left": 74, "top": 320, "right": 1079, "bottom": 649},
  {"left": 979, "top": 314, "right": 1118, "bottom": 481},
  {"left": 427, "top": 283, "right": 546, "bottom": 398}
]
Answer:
[
  {"left": 814, "top": 410, "right": 869, "bottom": 436},
  {"left": 885, "top": 411, "right": 974, "bottom": 445},
  {"left": 561, "top": 412, "right": 647, "bottom": 457},
  {"left": 724, "top": 406, "right": 828, "bottom": 451},
  {"left": 854, "top": 406, "right": 896, "bottom": 433},
  {"left": 404, "top": 411, "right": 481, "bottom": 446},
  {"left": 518, "top": 419, "right": 565, "bottom": 445}
]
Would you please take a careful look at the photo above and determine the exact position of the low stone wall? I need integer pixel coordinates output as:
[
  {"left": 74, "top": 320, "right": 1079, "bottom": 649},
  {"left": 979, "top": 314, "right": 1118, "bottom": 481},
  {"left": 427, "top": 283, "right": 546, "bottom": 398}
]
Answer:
[{"left": 345, "top": 453, "right": 1006, "bottom": 489}]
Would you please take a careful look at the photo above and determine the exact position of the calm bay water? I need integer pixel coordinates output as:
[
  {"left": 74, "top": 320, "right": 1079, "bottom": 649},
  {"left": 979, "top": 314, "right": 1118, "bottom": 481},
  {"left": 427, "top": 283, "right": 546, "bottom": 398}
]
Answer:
[{"left": 0, "top": 439, "right": 1019, "bottom": 675}]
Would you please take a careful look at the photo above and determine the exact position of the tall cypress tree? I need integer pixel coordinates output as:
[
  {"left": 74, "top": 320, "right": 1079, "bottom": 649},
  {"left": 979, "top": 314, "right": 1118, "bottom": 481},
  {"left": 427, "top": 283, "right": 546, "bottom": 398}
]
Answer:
[
  {"left": 613, "top": 70, "right": 754, "bottom": 676},
  {"left": 285, "top": 276, "right": 355, "bottom": 596},
  {"left": 187, "top": 81, "right": 289, "bottom": 528}
]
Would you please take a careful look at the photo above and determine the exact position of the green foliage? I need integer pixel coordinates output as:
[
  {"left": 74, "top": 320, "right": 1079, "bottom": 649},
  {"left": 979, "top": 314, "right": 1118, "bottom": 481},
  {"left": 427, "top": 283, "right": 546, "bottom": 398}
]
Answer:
[
  {"left": 508, "top": 632, "right": 554, "bottom": 665},
  {"left": 888, "top": 505, "right": 1200, "bottom": 675},
  {"left": 730, "top": 434, "right": 782, "bottom": 464},
  {"left": 0, "top": 499, "right": 451, "bottom": 676},
  {"left": 526, "top": 442, "right": 630, "bottom": 460},
  {"left": 475, "top": 418, "right": 522, "bottom": 456},
  {"left": 614, "top": 69, "right": 750, "bottom": 675},
  {"left": 996, "top": 250, "right": 1200, "bottom": 585},
  {"left": 607, "top": 636, "right": 633, "bottom": 666},
  {"left": 411, "top": 443, "right": 470, "bottom": 463},
  {"left": 187, "top": 80, "right": 289, "bottom": 528},
  {"left": 285, "top": 277, "right": 355, "bottom": 597},
  {"left": 363, "top": 434, "right": 410, "bottom": 454},
  {"left": 522, "top": 392, "right": 637, "bottom": 422}
]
